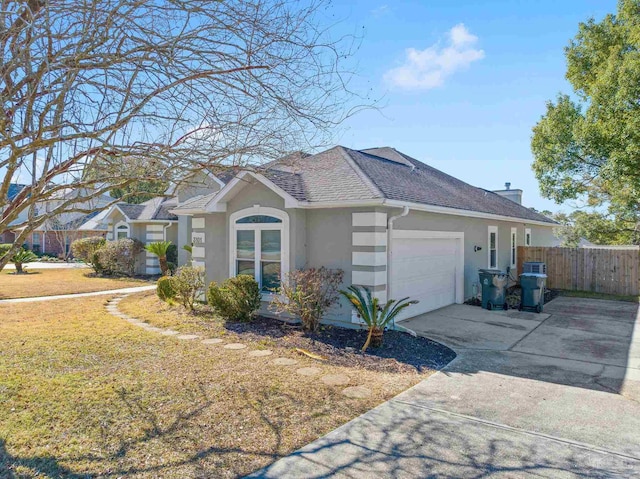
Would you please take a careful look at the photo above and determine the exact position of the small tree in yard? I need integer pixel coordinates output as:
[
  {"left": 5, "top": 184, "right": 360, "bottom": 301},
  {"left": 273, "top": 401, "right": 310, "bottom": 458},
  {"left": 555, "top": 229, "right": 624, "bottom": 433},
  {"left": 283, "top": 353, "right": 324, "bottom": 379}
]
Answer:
[
  {"left": 340, "top": 286, "right": 418, "bottom": 352},
  {"left": 172, "top": 265, "right": 206, "bottom": 311},
  {"left": 145, "top": 241, "right": 172, "bottom": 276},
  {"left": 71, "top": 237, "right": 106, "bottom": 273},
  {"left": 95, "top": 238, "right": 145, "bottom": 277},
  {"left": 11, "top": 249, "right": 38, "bottom": 274},
  {"left": 271, "top": 267, "right": 344, "bottom": 332}
]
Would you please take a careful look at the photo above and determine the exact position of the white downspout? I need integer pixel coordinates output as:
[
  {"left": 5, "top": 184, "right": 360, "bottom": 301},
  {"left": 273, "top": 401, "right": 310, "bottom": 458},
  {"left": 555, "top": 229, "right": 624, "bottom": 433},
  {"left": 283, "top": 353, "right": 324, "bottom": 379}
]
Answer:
[
  {"left": 387, "top": 206, "right": 411, "bottom": 334},
  {"left": 162, "top": 222, "right": 171, "bottom": 241},
  {"left": 386, "top": 206, "right": 410, "bottom": 301}
]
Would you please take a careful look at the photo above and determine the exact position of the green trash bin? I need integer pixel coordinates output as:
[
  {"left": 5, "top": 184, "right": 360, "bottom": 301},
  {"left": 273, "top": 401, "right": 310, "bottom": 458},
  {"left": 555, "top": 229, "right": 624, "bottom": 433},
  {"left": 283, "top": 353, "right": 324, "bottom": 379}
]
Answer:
[
  {"left": 519, "top": 273, "right": 547, "bottom": 313},
  {"left": 479, "top": 269, "right": 509, "bottom": 310}
]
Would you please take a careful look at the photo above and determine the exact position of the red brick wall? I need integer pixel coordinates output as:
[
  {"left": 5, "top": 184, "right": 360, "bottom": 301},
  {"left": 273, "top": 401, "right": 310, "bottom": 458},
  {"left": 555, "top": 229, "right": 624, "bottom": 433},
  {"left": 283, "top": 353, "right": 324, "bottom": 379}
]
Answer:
[
  {"left": 22, "top": 231, "right": 106, "bottom": 257},
  {"left": 0, "top": 231, "right": 15, "bottom": 244}
]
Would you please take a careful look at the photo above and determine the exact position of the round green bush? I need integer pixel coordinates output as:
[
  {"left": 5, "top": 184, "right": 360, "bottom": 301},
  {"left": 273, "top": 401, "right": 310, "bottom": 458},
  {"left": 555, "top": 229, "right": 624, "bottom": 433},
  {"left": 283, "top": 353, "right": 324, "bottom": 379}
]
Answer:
[
  {"left": 207, "top": 275, "right": 261, "bottom": 321},
  {"left": 157, "top": 276, "right": 177, "bottom": 302}
]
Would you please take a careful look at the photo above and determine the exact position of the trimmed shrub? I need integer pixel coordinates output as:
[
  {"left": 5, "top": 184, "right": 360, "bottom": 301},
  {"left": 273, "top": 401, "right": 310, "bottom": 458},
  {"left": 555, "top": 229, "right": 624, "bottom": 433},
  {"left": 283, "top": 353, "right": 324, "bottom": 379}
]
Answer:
[
  {"left": 172, "top": 265, "right": 206, "bottom": 310},
  {"left": 207, "top": 275, "right": 261, "bottom": 322},
  {"left": 71, "top": 236, "right": 106, "bottom": 273},
  {"left": 270, "top": 267, "right": 344, "bottom": 331},
  {"left": 157, "top": 276, "right": 177, "bottom": 303},
  {"left": 95, "top": 238, "right": 145, "bottom": 277}
]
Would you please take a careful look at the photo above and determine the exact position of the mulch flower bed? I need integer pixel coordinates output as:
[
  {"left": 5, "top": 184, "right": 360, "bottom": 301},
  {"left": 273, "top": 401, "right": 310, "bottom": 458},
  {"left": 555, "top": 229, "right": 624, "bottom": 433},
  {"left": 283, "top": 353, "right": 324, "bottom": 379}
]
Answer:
[{"left": 223, "top": 316, "right": 456, "bottom": 374}]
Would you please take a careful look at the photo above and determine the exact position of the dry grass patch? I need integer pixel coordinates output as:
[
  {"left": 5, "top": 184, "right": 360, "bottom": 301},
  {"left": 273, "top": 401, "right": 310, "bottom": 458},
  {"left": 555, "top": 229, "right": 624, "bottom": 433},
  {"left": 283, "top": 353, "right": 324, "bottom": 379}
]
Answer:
[
  {"left": 0, "top": 295, "right": 425, "bottom": 478},
  {"left": 0, "top": 268, "right": 152, "bottom": 299}
]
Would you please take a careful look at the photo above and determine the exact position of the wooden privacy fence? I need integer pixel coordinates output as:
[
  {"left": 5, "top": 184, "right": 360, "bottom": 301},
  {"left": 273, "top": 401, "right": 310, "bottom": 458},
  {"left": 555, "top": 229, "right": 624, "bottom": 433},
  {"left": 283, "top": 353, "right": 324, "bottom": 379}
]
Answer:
[{"left": 517, "top": 246, "right": 640, "bottom": 296}]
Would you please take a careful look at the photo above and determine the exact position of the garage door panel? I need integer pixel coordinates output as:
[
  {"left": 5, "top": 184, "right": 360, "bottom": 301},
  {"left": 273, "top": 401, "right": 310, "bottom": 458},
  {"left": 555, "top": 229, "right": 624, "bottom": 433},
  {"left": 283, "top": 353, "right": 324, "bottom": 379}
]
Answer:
[{"left": 391, "top": 234, "right": 462, "bottom": 321}]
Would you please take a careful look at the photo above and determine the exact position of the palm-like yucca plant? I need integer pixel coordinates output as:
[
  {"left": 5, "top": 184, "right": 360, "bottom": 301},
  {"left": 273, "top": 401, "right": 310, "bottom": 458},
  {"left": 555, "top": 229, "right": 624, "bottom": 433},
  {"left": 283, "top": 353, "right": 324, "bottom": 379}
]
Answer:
[
  {"left": 145, "top": 241, "right": 172, "bottom": 276},
  {"left": 11, "top": 249, "right": 38, "bottom": 274},
  {"left": 340, "top": 285, "right": 418, "bottom": 352}
]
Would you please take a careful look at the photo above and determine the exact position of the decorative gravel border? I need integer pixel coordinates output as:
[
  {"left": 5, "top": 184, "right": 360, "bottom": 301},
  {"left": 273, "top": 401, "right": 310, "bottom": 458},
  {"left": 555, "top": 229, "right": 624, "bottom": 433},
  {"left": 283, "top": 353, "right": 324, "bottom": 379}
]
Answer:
[{"left": 105, "top": 294, "right": 373, "bottom": 399}]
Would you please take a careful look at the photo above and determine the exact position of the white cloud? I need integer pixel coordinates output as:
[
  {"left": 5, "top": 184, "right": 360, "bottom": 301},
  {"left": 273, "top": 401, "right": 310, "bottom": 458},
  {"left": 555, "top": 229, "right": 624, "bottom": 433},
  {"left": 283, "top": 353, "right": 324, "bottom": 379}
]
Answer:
[
  {"left": 384, "top": 24, "right": 485, "bottom": 90},
  {"left": 371, "top": 5, "right": 390, "bottom": 17}
]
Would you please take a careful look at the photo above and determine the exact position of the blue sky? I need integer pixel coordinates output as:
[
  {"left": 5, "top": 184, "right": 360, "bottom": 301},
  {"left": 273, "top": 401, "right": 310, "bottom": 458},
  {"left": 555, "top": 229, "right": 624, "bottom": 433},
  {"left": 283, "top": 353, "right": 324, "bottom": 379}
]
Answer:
[{"left": 328, "top": 0, "right": 617, "bottom": 213}]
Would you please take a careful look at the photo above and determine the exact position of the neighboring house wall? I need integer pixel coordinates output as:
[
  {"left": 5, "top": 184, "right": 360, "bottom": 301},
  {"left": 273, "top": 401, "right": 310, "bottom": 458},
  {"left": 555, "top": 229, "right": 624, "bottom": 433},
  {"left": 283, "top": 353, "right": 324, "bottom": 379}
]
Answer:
[
  {"left": 0, "top": 231, "right": 15, "bottom": 244},
  {"left": 23, "top": 230, "right": 106, "bottom": 256}
]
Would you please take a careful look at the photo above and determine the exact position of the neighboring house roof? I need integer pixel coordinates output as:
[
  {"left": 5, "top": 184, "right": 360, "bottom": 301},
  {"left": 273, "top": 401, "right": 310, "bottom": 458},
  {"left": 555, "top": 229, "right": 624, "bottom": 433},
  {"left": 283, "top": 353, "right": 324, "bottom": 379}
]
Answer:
[
  {"left": 77, "top": 209, "right": 110, "bottom": 231},
  {"left": 7, "top": 183, "right": 28, "bottom": 201},
  {"left": 172, "top": 146, "right": 556, "bottom": 225},
  {"left": 115, "top": 196, "right": 178, "bottom": 221}
]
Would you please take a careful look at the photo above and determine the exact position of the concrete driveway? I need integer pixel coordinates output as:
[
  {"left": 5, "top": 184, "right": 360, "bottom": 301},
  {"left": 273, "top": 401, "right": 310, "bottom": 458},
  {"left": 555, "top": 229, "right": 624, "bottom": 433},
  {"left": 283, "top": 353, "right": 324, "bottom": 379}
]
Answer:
[{"left": 252, "top": 297, "right": 640, "bottom": 478}]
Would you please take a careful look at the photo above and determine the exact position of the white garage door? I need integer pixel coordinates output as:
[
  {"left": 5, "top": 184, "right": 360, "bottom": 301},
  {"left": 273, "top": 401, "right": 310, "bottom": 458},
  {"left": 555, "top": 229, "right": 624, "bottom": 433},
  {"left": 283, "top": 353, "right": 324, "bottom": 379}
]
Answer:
[{"left": 390, "top": 231, "right": 464, "bottom": 321}]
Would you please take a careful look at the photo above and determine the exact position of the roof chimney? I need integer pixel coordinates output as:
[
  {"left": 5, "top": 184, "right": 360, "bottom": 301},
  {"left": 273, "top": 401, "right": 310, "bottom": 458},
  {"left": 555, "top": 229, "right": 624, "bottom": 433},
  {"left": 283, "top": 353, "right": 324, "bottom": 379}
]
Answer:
[{"left": 493, "top": 182, "right": 523, "bottom": 204}]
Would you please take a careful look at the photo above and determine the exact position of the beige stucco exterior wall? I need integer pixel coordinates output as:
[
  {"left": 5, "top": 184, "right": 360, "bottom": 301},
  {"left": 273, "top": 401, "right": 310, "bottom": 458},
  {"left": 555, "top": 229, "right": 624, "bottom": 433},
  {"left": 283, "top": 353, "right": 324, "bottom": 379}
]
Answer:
[
  {"left": 175, "top": 172, "right": 223, "bottom": 266},
  {"left": 183, "top": 185, "right": 559, "bottom": 327},
  {"left": 392, "top": 209, "right": 558, "bottom": 299}
]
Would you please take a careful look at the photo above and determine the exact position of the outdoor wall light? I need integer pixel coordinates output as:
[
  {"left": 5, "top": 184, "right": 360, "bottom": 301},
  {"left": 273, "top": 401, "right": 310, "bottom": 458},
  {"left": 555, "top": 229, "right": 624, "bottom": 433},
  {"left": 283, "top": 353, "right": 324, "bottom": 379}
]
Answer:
[{"left": 474, "top": 245, "right": 482, "bottom": 252}]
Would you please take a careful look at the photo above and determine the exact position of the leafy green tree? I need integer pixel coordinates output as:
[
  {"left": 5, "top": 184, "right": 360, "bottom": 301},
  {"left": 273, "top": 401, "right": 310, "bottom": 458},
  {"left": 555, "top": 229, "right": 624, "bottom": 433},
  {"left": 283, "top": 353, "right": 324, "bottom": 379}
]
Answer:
[
  {"left": 531, "top": 0, "right": 640, "bottom": 229},
  {"left": 551, "top": 210, "right": 640, "bottom": 246}
]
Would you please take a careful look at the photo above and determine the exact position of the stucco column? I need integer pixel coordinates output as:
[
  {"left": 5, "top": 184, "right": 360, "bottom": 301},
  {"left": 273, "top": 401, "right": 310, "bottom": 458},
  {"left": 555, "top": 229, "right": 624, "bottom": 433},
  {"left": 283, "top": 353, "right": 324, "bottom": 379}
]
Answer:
[
  {"left": 351, "top": 211, "right": 388, "bottom": 323},
  {"left": 190, "top": 216, "right": 206, "bottom": 269},
  {"left": 145, "top": 224, "right": 164, "bottom": 274}
]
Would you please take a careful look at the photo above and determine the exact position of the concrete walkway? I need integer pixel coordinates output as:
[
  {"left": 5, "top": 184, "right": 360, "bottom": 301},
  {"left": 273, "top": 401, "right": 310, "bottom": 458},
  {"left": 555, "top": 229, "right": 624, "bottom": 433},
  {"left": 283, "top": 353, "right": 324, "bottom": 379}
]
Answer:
[
  {"left": 4, "top": 261, "right": 89, "bottom": 270},
  {"left": 252, "top": 298, "right": 640, "bottom": 478},
  {"left": 0, "top": 285, "right": 156, "bottom": 303}
]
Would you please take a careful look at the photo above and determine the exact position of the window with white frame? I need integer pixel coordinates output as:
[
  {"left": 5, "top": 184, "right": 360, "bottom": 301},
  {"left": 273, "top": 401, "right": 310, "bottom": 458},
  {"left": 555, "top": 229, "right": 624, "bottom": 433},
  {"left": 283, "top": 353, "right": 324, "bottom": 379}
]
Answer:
[
  {"left": 115, "top": 222, "right": 130, "bottom": 240},
  {"left": 230, "top": 208, "right": 289, "bottom": 294},
  {"left": 525, "top": 228, "right": 532, "bottom": 247},
  {"left": 488, "top": 226, "right": 498, "bottom": 269},
  {"left": 510, "top": 227, "right": 517, "bottom": 269},
  {"left": 32, "top": 232, "right": 41, "bottom": 253}
]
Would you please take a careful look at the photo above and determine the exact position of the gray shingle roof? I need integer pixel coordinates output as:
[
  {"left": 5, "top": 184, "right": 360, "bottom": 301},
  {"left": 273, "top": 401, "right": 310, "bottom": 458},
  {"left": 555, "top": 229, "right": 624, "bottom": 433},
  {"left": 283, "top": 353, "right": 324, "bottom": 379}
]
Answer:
[
  {"left": 270, "top": 146, "right": 380, "bottom": 202},
  {"left": 170, "top": 146, "right": 554, "bottom": 224},
  {"left": 261, "top": 170, "right": 307, "bottom": 201},
  {"left": 349, "top": 147, "right": 554, "bottom": 223},
  {"left": 118, "top": 197, "right": 178, "bottom": 221}
]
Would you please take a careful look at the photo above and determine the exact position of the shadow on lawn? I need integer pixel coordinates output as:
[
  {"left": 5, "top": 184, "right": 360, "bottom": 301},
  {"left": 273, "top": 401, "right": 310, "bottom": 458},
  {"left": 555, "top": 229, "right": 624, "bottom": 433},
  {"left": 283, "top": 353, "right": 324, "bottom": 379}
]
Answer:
[
  {"left": 0, "top": 438, "right": 85, "bottom": 478},
  {"left": 1, "top": 385, "right": 293, "bottom": 478},
  {"left": 94, "top": 385, "right": 295, "bottom": 477}
]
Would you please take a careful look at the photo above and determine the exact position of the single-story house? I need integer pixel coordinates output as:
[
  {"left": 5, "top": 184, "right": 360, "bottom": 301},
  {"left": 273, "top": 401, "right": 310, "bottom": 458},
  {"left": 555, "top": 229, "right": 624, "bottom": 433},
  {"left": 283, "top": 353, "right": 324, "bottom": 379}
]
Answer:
[
  {"left": 5, "top": 186, "right": 111, "bottom": 256},
  {"left": 171, "top": 146, "right": 558, "bottom": 326},
  {"left": 100, "top": 196, "right": 180, "bottom": 275}
]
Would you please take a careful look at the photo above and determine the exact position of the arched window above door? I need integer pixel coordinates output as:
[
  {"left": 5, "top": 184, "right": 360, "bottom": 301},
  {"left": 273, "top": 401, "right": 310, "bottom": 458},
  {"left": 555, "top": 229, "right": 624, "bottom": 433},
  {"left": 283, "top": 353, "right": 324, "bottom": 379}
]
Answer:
[{"left": 230, "top": 207, "right": 289, "bottom": 294}]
